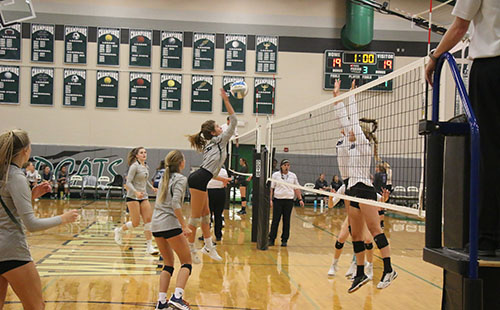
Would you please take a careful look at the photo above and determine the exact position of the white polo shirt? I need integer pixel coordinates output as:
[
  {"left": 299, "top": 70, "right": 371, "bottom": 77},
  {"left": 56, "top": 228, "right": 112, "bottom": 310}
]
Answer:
[
  {"left": 271, "top": 171, "right": 300, "bottom": 199},
  {"left": 207, "top": 168, "right": 228, "bottom": 189},
  {"left": 452, "top": 0, "right": 500, "bottom": 59}
]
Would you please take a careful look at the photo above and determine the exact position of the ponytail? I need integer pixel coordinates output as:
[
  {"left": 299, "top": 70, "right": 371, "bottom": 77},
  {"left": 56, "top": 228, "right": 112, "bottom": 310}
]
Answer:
[
  {"left": 188, "top": 120, "right": 216, "bottom": 153},
  {"left": 360, "top": 118, "right": 380, "bottom": 162},
  {"left": 0, "top": 129, "right": 30, "bottom": 188},
  {"left": 157, "top": 150, "right": 184, "bottom": 203}
]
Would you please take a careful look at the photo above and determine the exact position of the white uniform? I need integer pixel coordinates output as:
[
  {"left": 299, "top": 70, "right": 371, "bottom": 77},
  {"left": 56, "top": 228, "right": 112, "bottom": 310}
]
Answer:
[{"left": 271, "top": 171, "right": 300, "bottom": 200}]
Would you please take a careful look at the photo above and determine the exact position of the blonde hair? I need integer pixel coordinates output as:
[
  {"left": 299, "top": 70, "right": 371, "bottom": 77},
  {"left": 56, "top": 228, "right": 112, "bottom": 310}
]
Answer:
[
  {"left": 0, "top": 129, "right": 30, "bottom": 188},
  {"left": 359, "top": 118, "right": 380, "bottom": 162},
  {"left": 157, "top": 150, "right": 184, "bottom": 203},
  {"left": 187, "top": 120, "right": 216, "bottom": 152},
  {"left": 127, "top": 147, "right": 145, "bottom": 166}
]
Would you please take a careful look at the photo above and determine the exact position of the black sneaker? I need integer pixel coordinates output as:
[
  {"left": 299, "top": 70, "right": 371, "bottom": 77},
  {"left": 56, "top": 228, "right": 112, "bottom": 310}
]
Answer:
[
  {"left": 281, "top": 241, "right": 287, "bottom": 247},
  {"left": 155, "top": 300, "right": 169, "bottom": 309},
  {"left": 348, "top": 274, "right": 369, "bottom": 293},
  {"left": 268, "top": 239, "right": 275, "bottom": 246},
  {"left": 237, "top": 209, "right": 247, "bottom": 215}
]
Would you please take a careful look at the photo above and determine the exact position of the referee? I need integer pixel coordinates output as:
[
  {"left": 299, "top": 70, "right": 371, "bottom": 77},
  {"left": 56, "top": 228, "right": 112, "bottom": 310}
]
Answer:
[{"left": 269, "top": 159, "right": 304, "bottom": 247}]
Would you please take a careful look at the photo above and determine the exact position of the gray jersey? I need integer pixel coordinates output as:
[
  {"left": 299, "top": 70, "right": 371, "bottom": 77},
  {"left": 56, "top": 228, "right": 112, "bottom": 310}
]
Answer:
[
  {"left": 201, "top": 114, "right": 237, "bottom": 176},
  {"left": 151, "top": 173, "right": 187, "bottom": 232},
  {"left": 0, "top": 165, "right": 62, "bottom": 262},
  {"left": 126, "top": 162, "right": 153, "bottom": 199}
]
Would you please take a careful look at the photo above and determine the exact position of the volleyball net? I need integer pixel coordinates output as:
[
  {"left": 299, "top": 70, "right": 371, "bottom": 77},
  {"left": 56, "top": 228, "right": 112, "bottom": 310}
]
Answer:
[{"left": 267, "top": 58, "right": 428, "bottom": 217}]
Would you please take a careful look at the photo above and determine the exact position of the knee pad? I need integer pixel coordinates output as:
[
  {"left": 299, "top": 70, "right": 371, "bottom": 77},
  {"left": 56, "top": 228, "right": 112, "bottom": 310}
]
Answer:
[
  {"left": 352, "top": 241, "right": 365, "bottom": 254},
  {"left": 378, "top": 210, "right": 385, "bottom": 216},
  {"left": 241, "top": 197, "right": 246, "bottom": 202},
  {"left": 144, "top": 222, "right": 152, "bottom": 231},
  {"left": 364, "top": 242, "right": 374, "bottom": 250},
  {"left": 126, "top": 221, "right": 134, "bottom": 230},
  {"left": 374, "top": 233, "right": 389, "bottom": 249},
  {"left": 181, "top": 264, "right": 192, "bottom": 275},
  {"left": 201, "top": 214, "right": 211, "bottom": 224},
  {"left": 335, "top": 241, "right": 344, "bottom": 250},
  {"left": 188, "top": 217, "right": 201, "bottom": 227},
  {"left": 162, "top": 265, "right": 174, "bottom": 276}
]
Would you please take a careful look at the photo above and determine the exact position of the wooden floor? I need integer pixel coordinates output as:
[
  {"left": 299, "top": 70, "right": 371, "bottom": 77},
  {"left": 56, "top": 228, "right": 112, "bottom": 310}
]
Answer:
[{"left": 4, "top": 199, "right": 443, "bottom": 309}]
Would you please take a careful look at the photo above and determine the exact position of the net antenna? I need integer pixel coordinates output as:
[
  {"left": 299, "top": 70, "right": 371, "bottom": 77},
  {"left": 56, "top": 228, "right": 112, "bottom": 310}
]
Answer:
[
  {"left": 352, "top": 0, "right": 449, "bottom": 35},
  {"left": 0, "top": 0, "right": 36, "bottom": 28},
  {"left": 267, "top": 57, "right": 428, "bottom": 218}
]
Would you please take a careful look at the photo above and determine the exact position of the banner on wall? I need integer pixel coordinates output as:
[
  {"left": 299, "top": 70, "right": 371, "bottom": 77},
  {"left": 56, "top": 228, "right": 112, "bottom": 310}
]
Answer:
[
  {"left": 161, "top": 31, "right": 183, "bottom": 69},
  {"left": 97, "top": 27, "right": 120, "bottom": 66},
  {"left": 254, "top": 77, "right": 275, "bottom": 115},
  {"left": 63, "top": 69, "right": 86, "bottom": 107},
  {"left": 192, "top": 32, "right": 215, "bottom": 70},
  {"left": 129, "top": 72, "right": 151, "bottom": 110},
  {"left": 224, "top": 34, "right": 246, "bottom": 72},
  {"left": 96, "top": 70, "right": 119, "bottom": 109},
  {"left": 0, "top": 24, "right": 21, "bottom": 61},
  {"left": 0, "top": 66, "right": 19, "bottom": 104},
  {"left": 31, "top": 67, "right": 54, "bottom": 106},
  {"left": 191, "top": 75, "right": 213, "bottom": 112},
  {"left": 255, "top": 35, "right": 278, "bottom": 73},
  {"left": 31, "top": 24, "right": 54, "bottom": 63},
  {"left": 160, "top": 73, "right": 182, "bottom": 111},
  {"left": 64, "top": 26, "right": 87, "bottom": 64},
  {"left": 129, "top": 29, "right": 152, "bottom": 67},
  {"left": 222, "top": 76, "right": 244, "bottom": 114}
]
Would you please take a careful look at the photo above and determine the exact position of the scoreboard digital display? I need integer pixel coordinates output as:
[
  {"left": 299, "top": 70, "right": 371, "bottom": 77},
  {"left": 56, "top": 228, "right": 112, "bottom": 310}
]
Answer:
[{"left": 324, "top": 50, "right": 395, "bottom": 91}]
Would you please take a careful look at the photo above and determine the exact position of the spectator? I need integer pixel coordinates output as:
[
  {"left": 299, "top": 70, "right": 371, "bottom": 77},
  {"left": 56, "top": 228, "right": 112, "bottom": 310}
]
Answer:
[
  {"left": 41, "top": 166, "right": 54, "bottom": 198},
  {"left": 373, "top": 163, "right": 387, "bottom": 194},
  {"left": 152, "top": 160, "right": 165, "bottom": 189},
  {"left": 425, "top": 0, "right": 500, "bottom": 256},
  {"left": 314, "top": 173, "right": 329, "bottom": 204},
  {"left": 331, "top": 175, "right": 343, "bottom": 192},
  {"left": 24, "top": 162, "right": 39, "bottom": 189},
  {"left": 56, "top": 165, "right": 69, "bottom": 199}
]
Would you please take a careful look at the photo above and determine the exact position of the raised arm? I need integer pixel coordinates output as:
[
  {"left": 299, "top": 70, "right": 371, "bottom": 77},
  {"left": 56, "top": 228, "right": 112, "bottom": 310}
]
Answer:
[
  {"left": 218, "top": 89, "right": 238, "bottom": 145},
  {"left": 332, "top": 79, "right": 350, "bottom": 131}
]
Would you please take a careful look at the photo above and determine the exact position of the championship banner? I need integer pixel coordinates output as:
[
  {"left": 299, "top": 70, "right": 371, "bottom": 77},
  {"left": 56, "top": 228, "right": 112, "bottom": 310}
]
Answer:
[
  {"left": 31, "top": 24, "right": 54, "bottom": 63},
  {"left": 191, "top": 75, "right": 213, "bottom": 112},
  {"left": 224, "top": 34, "right": 247, "bottom": 72},
  {"left": 255, "top": 35, "right": 278, "bottom": 73},
  {"left": 64, "top": 26, "right": 87, "bottom": 64},
  {"left": 222, "top": 76, "right": 244, "bottom": 114},
  {"left": 0, "top": 66, "right": 19, "bottom": 104},
  {"left": 254, "top": 78, "right": 275, "bottom": 115},
  {"left": 96, "top": 70, "right": 119, "bottom": 109},
  {"left": 97, "top": 27, "right": 120, "bottom": 66},
  {"left": 161, "top": 31, "right": 183, "bottom": 69},
  {"left": 0, "top": 24, "right": 21, "bottom": 61},
  {"left": 192, "top": 32, "right": 215, "bottom": 70},
  {"left": 31, "top": 67, "right": 54, "bottom": 106},
  {"left": 160, "top": 73, "right": 182, "bottom": 111},
  {"left": 63, "top": 69, "right": 86, "bottom": 107},
  {"left": 129, "top": 29, "right": 152, "bottom": 67},
  {"left": 129, "top": 72, "right": 151, "bottom": 109}
]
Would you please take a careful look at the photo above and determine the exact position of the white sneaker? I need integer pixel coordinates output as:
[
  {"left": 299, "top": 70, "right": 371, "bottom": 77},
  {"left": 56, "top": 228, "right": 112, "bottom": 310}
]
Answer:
[
  {"left": 191, "top": 249, "right": 201, "bottom": 264},
  {"left": 114, "top": 227, "right": 123, "bottom": 245},
  {"left": 345, "top": 260, "right": 357, "bottom": 279},
  {"left": 146, "top": 244, "right": 159, "bottom": 255},
  {"left": 377, "top": 270, "right": 398, "bottom": 289},
  {"left": 366, "top": 262, "right": 373, "bottom": 280},
  {"left": 201, "top": 245, "right": 222, "bottom": 261},
  {"left": 328, "top": 263, "right": 338, "bottom": 276}
]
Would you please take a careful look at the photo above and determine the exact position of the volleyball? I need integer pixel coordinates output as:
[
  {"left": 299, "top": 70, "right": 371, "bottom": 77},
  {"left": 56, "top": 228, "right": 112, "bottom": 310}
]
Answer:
[{"left": 230, "top": 81, "right": 248, "bottom": 99}]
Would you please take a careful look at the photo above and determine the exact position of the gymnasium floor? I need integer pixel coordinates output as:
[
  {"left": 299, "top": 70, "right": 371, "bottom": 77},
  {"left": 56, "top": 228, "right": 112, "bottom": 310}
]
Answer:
[{"left": 3, "top": 199, "right": 442, "bottom": 309}]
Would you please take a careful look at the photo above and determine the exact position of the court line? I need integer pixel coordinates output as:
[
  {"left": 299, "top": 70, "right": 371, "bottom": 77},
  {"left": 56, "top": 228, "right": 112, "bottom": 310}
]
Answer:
[
  {"left": 294, "top": 213, "right": 443, "bottom": 290},
  {"left": 4, "top": 300, "right": 259, "bottom": 309}
]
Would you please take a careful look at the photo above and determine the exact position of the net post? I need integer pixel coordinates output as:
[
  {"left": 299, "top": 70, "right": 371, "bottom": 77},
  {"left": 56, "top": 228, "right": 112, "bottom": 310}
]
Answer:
[{"left": 251, "top": 145, "right": 270, "bottom": 249}]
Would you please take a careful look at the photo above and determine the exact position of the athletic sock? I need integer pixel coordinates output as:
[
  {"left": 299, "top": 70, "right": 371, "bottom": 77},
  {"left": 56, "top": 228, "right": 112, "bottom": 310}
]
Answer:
[
  {"left": 174, "top": 287, "right": 184, "bottom": 299},
  {"left": 383, "top": 257, "right": 393, "bottom": 274},
  {"left": 356, "top": 265, "right": 365, "bottom": 277},
  {"left": 158, "top": 292, "right": 167, "bottom": 303},
  {"left": 204, "top": 237, "right": 213, "bottom": 249}
]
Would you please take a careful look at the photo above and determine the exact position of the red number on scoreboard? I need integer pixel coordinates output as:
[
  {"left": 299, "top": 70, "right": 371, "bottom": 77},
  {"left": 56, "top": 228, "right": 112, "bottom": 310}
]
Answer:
[
  {"left": 384, "top": 60, "right": 393, "bottom": 69},
  {"left": 332, "top": 58, "right": 342, "bottom": 68}
]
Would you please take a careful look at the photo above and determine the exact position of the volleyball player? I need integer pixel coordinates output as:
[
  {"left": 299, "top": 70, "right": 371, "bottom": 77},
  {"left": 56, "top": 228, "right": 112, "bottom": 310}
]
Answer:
[
  {"left": 186, "top": 88, "right": 235, "bottom": 263},
  {"left": 236, "top": 158, "right": 250, "bottom": 215},
  {"left": 332, "top": 79, "right": 397, "bottom": 292},
  {"left": 114, "top": 147, "right": 159, "bottom": 255},
  {"left": 0, "top": 129, "right": 78, "bottom": 309},
  {"left": 152, "top": 150, "right": 192, "bottom": 310}
]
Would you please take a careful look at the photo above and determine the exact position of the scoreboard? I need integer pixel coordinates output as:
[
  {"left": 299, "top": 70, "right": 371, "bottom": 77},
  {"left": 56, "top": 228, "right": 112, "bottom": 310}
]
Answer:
[{"left": 323, "top": 50, "right": 394, "bottom": 91}]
